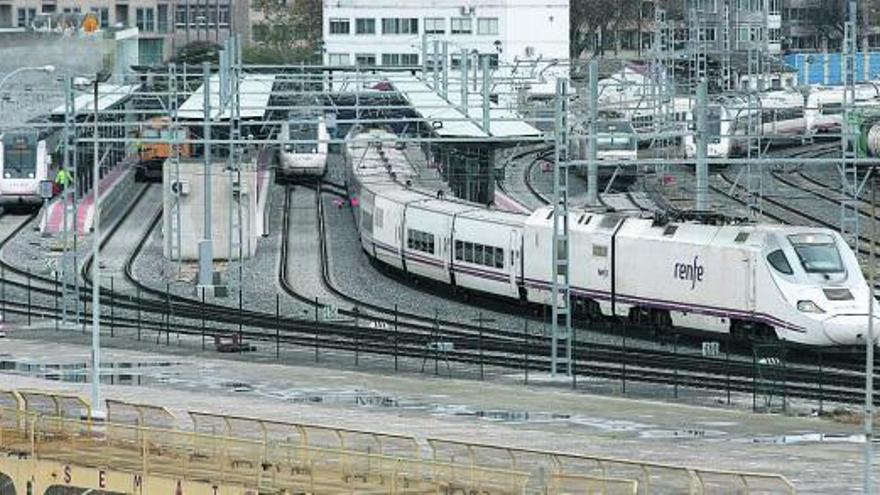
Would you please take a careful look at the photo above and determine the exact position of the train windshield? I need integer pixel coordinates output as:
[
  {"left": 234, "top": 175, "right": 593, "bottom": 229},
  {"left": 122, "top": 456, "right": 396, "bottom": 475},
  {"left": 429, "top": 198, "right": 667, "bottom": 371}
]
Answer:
[
  {"left": 2, "top": 133, "right": 37, "bottom": 179},
  {"left": 788, "top": 233, "right": 844, "bottom": 274},
  {"left": 289, "top": 122, "right": 319, "bottom": 154},
  {"left": 596, "top": 121, "right": 635, "bottom": 151}
]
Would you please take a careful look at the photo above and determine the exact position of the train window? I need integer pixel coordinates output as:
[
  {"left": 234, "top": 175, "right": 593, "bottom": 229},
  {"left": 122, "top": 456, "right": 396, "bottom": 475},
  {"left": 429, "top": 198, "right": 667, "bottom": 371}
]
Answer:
[
  {"left": 592, "top": 244, "right": 608, "bottom": 257},
  {"left": 362, "top": 211, "right": 374, "bottom": 234},
  {"left": 599, "top": 215, "right": 621, "bottom": 229},
  {"left": 663, "top": 225, "right": 678, "bottom": 237},
  {"left": 788, "top": 234, "right": 844, "bottom": 274},
  {"left": 454, "top": 239, "right": 504, "bottom": 269},
  {"left": 374, "top": 207, "right": 384, "bottom": 229},
  {"left": 407, "top": 229, "right": 435, "bottom": 255},
  {"left": 767, "top": 250, "right": 794, "bottom": 275},
  {"left": 734, "top": 232, "right": 749, "bottom": 243}
]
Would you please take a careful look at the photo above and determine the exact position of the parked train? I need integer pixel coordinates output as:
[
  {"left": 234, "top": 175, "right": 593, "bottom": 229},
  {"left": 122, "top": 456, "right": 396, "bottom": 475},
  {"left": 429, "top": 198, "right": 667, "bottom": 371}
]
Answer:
[
  {"left": 344, "top": 127, "right": 878, "bottom": 347},
  {"left": 626, "top": 83, "right": 880, "bottom": 159},
  {"left": 135, "top": 117, "right": 192, "bottom": 182},
  {"left": 0, "top": 131, "right": 56, "bottom": 210},
  {"left": 277, "top": 112, "right": 328, "bottom": 181},
  {"left": 571, "top": 119, "right": 638, "bottom": 192}
]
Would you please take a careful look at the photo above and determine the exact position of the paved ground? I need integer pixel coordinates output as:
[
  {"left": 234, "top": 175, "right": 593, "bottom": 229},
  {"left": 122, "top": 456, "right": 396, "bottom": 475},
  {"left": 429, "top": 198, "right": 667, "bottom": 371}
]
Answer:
[{"left": 0, "top": 334, "right": 874, "bottom": 493}]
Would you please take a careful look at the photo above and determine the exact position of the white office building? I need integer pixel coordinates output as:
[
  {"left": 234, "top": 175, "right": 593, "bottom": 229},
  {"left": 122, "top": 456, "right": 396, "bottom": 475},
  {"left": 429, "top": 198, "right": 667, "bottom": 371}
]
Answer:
[{"left": 321, "top": 0, "right": 569, "bottom": 69}]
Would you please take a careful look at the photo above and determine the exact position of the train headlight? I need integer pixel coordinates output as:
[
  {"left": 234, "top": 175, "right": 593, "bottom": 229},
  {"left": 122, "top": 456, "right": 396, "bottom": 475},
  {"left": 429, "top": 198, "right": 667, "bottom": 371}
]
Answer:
[
  {"left": 797, "top": 300, "right": 825, "bottom": 314},
  {"left": 27, "top": 173, "right": 34, "bottom": 179}
]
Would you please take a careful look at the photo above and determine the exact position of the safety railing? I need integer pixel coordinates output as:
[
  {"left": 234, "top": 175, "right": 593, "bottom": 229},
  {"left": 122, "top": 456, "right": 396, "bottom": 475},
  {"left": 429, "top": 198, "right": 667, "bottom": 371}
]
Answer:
[
  {"left": 0, "top": 390, "right": 795, "bottom": 494},
  {"left": 0, "top": 403, "right": 531, "bottom": 494},
  {"left": 427, "top": 438, "right": 796, "bottom": 495}
]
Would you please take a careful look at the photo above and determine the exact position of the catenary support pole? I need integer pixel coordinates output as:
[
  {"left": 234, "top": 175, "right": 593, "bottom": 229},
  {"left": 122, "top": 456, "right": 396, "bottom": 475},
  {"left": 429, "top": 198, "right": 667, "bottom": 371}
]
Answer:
[
  {"left": 90, "top": 75, "right": 103, "bottom": 417},
  {"left": 587, "top": 59, "right": 599, "bottom": 206},
  {"left": 866, "top": 173, "right": 876, "bottom": 495},
  {"left": 199, "top": 62, "right": 214, "bottom": 288},
  {"left": 695, "top": 78, "right": 708, "bottom": 210}
]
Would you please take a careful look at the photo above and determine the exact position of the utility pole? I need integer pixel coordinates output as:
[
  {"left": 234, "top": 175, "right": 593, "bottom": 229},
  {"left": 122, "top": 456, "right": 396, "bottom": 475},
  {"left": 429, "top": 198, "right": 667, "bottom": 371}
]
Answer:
[
  {"left": 90, "top": 75, "right": 103, "bottom": 417},
  {"left": 866, "top": 172, "right": 876, "bottom": 495},
  {"left": 198, "top": 62, "right": 213, "bottom": 289}
]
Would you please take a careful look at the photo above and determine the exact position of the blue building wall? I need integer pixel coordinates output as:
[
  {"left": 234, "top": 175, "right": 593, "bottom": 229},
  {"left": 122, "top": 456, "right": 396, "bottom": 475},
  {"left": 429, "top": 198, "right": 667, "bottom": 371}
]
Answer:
[{"left": 784, "top": 52, "right": 880, "bottom": 85}]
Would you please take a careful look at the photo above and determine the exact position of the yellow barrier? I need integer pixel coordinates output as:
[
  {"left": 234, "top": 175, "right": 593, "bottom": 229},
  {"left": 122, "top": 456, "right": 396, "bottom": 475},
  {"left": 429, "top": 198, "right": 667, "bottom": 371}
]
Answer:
[{"left": 0, "top": 390, "right": 794, "bottom": 494}]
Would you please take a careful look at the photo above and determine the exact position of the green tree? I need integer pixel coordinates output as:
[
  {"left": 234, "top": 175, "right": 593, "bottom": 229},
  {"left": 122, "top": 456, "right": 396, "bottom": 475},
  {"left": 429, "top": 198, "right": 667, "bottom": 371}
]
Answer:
[
  {"left": 249, "top": 0, "right": 322, "bottom": 64},
  {"left": 171, "top": 41, "right": 222, "bottom": 65}
]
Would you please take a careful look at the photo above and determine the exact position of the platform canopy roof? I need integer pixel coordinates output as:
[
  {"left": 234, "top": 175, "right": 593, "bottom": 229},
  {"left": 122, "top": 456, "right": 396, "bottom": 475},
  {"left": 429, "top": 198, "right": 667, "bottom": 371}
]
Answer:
[
  {"left": 391, "top": 75, "right": 541, "bottom": 139},
  {"left": 50, "top": 83, "right": 140, "bottom": 116},
  {"left": 178, "top": 74, "right": 276, "bottom": 120}
]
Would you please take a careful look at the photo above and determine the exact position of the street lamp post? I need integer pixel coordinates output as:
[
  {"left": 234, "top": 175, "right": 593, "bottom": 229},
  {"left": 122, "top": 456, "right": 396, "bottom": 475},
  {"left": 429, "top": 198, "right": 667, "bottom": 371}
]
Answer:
[
  {"left": 0, "top": 65, "right": 56, "bottom": 91},
  {"left": 90, "top": 71, "right": 110, "bottom": 419}
]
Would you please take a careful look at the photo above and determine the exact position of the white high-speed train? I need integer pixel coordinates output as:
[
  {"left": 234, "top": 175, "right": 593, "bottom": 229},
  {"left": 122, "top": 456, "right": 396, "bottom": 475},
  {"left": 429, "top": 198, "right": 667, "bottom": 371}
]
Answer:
[
  {"left": 628, "top": 83, "right": 880, "bottom": 159},
  {"left": 344, "top": 128, "right": 878, "bottom": 347},
  {"left": 278, "top": 112, "right": 328, "bottom": 180},
  {"left": 0, "top": 131, "right": 54, "bottom": 210}
]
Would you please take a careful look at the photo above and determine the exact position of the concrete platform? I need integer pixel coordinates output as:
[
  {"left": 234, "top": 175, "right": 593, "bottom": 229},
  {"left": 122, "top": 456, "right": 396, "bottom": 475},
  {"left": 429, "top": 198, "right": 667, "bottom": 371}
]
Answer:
[
  {"left": 40, "top": 163, "right": 135, "bottom": 235},
  {"left": 0, "top": 334, "right": 874, "bottom": 492}
]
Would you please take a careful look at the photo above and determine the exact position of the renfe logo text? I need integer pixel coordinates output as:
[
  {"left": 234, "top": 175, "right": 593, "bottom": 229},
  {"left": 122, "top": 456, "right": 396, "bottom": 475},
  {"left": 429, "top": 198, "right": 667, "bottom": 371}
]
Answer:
[{"left": 674, "top": 256, "right": 704, "bottom": 290}]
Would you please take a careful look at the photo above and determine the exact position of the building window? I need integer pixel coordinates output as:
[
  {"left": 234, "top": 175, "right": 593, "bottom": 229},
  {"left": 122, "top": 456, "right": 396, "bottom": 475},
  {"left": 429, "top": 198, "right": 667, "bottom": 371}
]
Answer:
[
  {"left": 454, "top": 240, "right": 504, "bottom": 269},
  {"left": 450, "top": 54, "right": 462, "bottom": 69},
  {"left": 700, "top": 27, "right": 716, "bottom": 42},
  {"left": 477, "top": 17, "right": 498, "bottom": 35},
  {"left": 328, "top": 53, "right": 350, "bottom": 65},
  {"left": 355, "top": 18, "right": 375, "bottom": 34},
  {"left": 407, "top": 229, "right": 435, "bottom": 255},
  {"left": 355, "top": 53, "right": 376, "bottom": 66},
  {"left": 115, "top": 4, "right": 128, "bottom": 25},
  {"left": 157, "top": 4, "right": 168, "bottom": 32},
  {"left": 136, "top": 8, "right": 155, "bottom": 32},
  {"left": 17, "top": 8, "right": 36, "bottom": 28},
  {"left": 768, "top": 27, "right": 780, "bottom": 43},
  {"left": 382, "top": 18, "right": 418, "bottom": 34},
  {"left": 382, "top": 53, "right": 418, "bottom": 66},
  {"left": 41, "top": 4, "right": 56, "bottom": 13},
  {"left": 329, "top": 18, "right": 350, "bottom": 35},
  {"left": 451, "top": 17, "right": 472, "bottom": 34},
  {"left": 424, "top": 17, "right": 444, "bottom": 34},
  {"left": 218, "top": 5, "right": 229, "bottom": 26},
  {"left": 478, "top": 53, "right": 499, "bottom": 69}
]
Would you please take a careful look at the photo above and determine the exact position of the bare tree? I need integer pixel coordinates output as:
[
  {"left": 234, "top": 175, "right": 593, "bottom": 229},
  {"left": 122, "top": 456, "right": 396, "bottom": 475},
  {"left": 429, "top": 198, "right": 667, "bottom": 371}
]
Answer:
[
  {"left": 570, "top": 0, "right": 642, "bottom": 58},
  {"left": 249, "top": 0, "right": 322, "bottom": 63}
]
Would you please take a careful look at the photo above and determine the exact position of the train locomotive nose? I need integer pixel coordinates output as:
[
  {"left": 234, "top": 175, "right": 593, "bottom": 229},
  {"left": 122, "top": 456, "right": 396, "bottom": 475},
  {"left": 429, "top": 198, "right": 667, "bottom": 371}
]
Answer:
[{"left": 823, "top": 315, "right": 880, "bottom": 345}]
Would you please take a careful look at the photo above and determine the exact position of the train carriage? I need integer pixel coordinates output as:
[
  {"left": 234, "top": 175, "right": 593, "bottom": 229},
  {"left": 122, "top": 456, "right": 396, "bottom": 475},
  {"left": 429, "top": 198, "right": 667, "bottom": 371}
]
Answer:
[
  {"left": 342, "top": 126, "right": 878, "bottom": 347},
  {"left": 403, "top": 199, "right": 476, "bottom": 284},
  {"left": 451, "top": 209, "right": 525, "bottom": 299},
  {"left": 365, "top": 187, "right": 424, "bottom": 270},
  {"left": 0, "top": 131, "right": 52, "bottom": 209}
]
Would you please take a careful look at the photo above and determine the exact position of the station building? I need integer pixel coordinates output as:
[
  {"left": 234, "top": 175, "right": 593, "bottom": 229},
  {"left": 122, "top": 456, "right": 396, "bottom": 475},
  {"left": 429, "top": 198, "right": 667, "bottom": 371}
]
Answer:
[{"left": 321, "top": 0, "right": 569, "bottom": 69}]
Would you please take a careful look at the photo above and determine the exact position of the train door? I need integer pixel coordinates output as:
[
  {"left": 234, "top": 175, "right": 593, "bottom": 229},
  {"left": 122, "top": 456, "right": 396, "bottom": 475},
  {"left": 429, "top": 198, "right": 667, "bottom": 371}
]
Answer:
[
  {"left": 508, "top": 229, "right": 518, "bottom": 293},
  {"left": 591, "top": 216, "right": 622, "bottom": 316},
  {"left": 441, "top": 214, "right": 452, "bottom": 279},
  {"left": 745, "top": 250, "right": 756, "bottom": 314}
]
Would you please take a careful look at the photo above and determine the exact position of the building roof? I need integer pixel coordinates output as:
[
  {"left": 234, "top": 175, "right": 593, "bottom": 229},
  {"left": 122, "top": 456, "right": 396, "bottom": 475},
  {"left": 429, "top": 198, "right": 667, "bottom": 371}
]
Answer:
[{"left": 178, "top": 74, "right": 276, "bottom": 120}]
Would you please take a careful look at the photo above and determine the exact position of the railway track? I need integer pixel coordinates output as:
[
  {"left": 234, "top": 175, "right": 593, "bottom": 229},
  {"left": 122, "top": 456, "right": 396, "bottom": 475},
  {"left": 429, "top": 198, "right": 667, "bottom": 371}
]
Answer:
[{"left": 0, "top": 158, "right": 873, "bottom": 407}]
